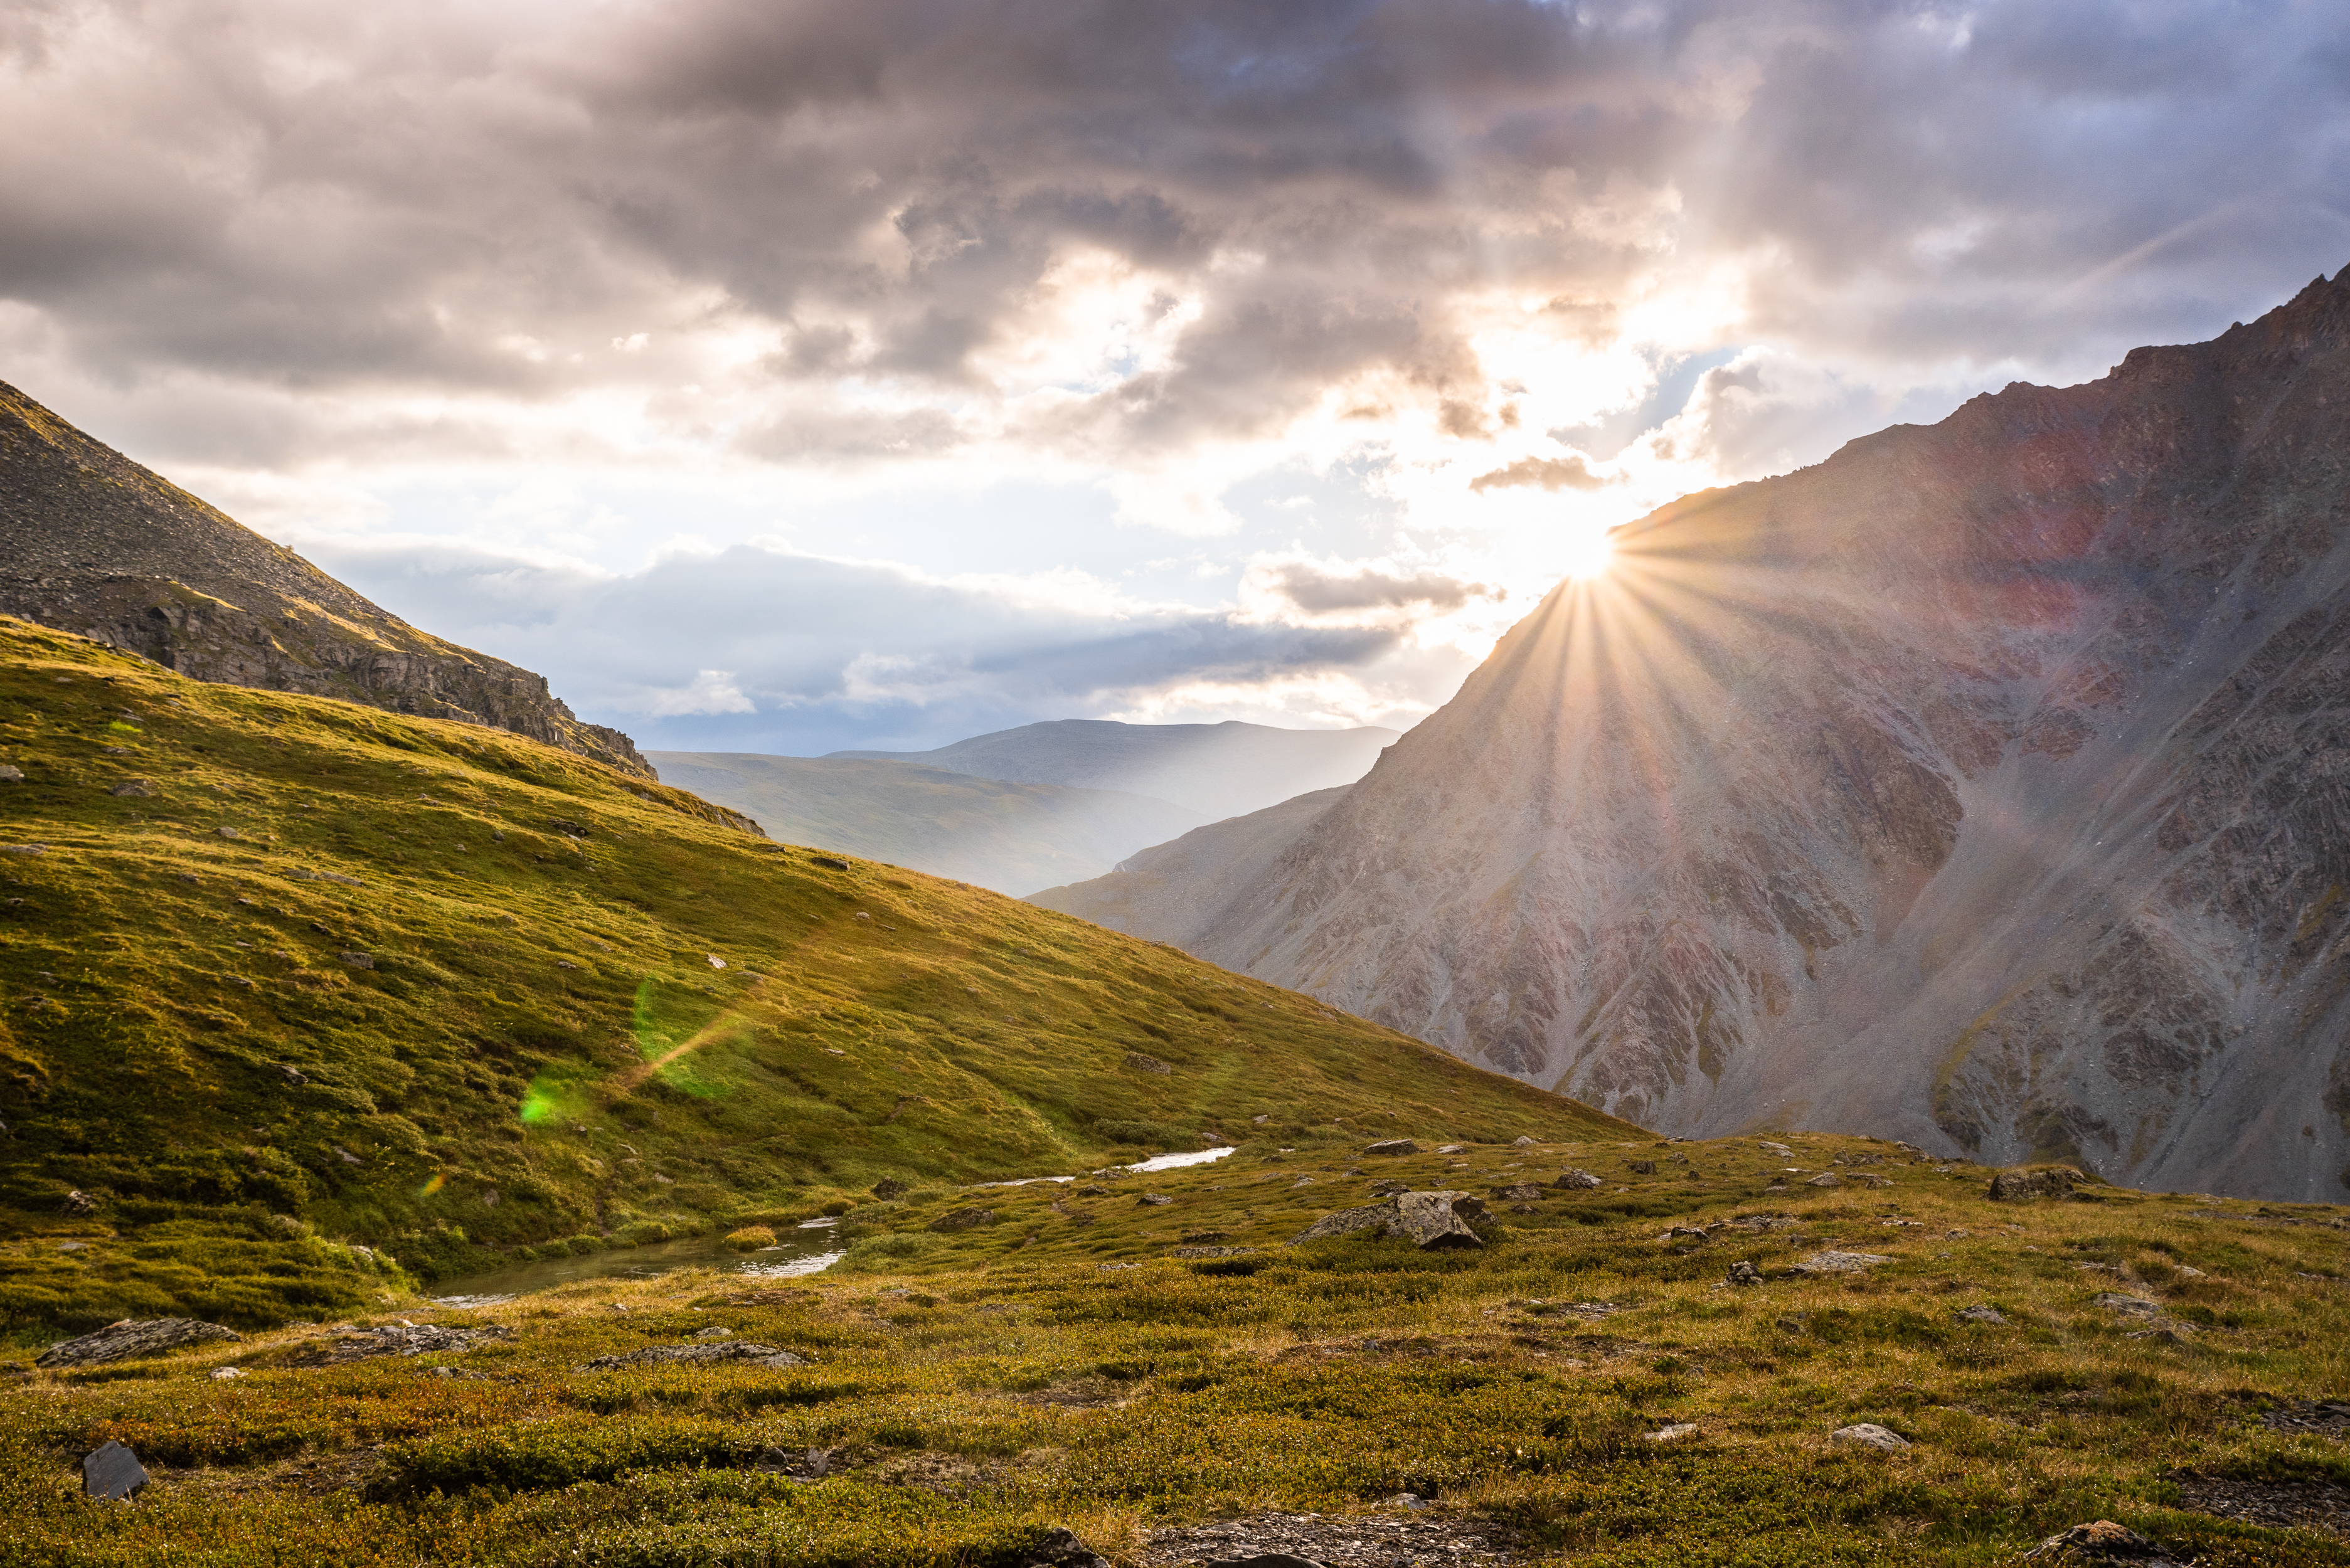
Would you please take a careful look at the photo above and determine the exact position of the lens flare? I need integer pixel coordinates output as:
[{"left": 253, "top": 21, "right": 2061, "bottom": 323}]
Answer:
[
  {"left": 418, "top": 1173, "right": 447, "bottom": 1198},
  {"left": 1559, "top": 521, "right": 1616, "bottom": 580}
]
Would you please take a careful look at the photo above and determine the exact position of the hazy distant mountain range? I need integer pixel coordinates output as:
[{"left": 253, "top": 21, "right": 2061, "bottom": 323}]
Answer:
[
  {"left": 1039, "top": 267, "right": 2350, "bottom": 1202},
  {"left": 0, "top": 379, "right": 652, "bottom": 778},
  {"left": 654, "top": 719, "right": 1397, "bottom": 895},
  {"left": 831, "top": 718, "right": 1397, "bottom": 822}
]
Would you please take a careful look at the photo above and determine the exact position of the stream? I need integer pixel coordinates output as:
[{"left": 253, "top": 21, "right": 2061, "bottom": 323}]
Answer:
[{"left": 427, "top": 1146, "right": 1238, "bottom": 1305}]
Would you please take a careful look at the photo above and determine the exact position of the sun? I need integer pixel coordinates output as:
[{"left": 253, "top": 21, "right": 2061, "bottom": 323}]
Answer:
[{"left": 1558, "top": 521, "right": 1617, "bottom": 581}]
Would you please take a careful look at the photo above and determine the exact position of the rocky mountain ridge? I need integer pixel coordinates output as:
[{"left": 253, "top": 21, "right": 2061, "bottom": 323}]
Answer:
[
  {"left": 0, "top": 379, "right": 653, "bottom": 780},
  {"left": 1087, "top": 267, "right": 2350, "bottom": 1201}
]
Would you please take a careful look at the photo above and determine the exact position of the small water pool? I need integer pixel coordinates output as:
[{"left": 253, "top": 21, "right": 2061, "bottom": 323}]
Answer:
[{"left": 428, "top": 1231, "right": 845, "bottom": 1306}]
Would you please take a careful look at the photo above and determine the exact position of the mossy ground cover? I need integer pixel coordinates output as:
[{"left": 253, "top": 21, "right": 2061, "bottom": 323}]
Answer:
[
  {"left": 7, "top": 1133, "right": 2350, "bottom": 1564},
  {"left": 0, "top": 615, "right": 1627, "bottom": 1335}
]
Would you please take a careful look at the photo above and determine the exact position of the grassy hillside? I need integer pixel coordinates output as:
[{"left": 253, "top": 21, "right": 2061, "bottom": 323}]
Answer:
[
  {"left": 6, "top": 1131, "right": 2350, "bottom": 1565},
  {"left": 0, "top": 615, "right": 1629, "bottom": 1337},
  {"left": 646, "top": 751, "right": 1203, "bottom": 896}
]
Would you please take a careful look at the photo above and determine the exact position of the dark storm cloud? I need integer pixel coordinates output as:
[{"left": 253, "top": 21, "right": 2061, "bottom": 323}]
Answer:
[
  {"left": 3, "top": 1, "right": 2345, "bottom": 462},
  {"left": 305, "top": 537, "right": 1408, "bottom": 751}
]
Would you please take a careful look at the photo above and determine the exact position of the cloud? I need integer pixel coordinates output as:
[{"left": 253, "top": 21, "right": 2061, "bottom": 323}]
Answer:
[
  {"left": 1255, "top": 557, "right": 1502, "bottom": 617},
  {"left": 1468, "top": 452, "right": 1608, "bottom": 493}
]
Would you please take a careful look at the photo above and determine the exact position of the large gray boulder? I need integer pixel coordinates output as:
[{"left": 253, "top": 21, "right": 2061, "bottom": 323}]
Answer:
[
  {"left": 37, "top": 1317, "right": 243, "bottom": 1369},
  {"left": 1290, "top": 1190, "right": 1487, "bottom": 1250}
]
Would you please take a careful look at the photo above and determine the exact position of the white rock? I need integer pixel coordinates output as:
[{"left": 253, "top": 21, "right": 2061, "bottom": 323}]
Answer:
[{"left": 1830, "top": 1423, "right": 1910, "bottom": 1452}]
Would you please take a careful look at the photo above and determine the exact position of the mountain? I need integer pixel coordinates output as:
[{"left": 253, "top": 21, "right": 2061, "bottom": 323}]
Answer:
[
  {"left": 1030, "top": 785, "right": 1347, "bottom": 938},
  {"left": 829, "top": 717, "right": 1398, "bottom": 820},
  {"left": 647, "top": 752, "right": 1203, "bottom": 895},
  {"left": 0, "top": 613, "right": 1624, "bottom": 1332},
  {"left": 0, "top": 379, "right": 651, "bottom": 778},
  {"left": 1084, "top": 268, "right": 2350, "bottom": 1202}
]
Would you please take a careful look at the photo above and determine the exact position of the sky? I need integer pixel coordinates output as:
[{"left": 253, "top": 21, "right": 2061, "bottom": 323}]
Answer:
[{"left": 4, "top": 1, "right": 2347, "bottom": 755}]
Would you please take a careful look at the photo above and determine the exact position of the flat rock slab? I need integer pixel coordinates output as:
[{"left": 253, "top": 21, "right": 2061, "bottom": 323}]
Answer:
[
  {"left": 2020, "top": 1520, "right": 2190, "bottom": 1564},
  {"left": 1363, "top": 1140, "right": 1418, "bottom": 1156},
  {"left": 38, "top": 1318, "right": 243, "bottom": 1368},
  {"left": 1140, "top": 1511, "right": 1520, "bottom": 1567},
  {"left": 1792, "top": 1251, "right": 1894, "bottom": 1274},
  {"left": 1829, "top": 1422, "right": 1911, "bottom": 1452},
  {"left": 82, "top": 1440, "right": 148, "bottom": 1500},
  {"left": 2174, "top": 1475, "right": 2350, "bottom": 1541},
  {"left": 278, "top": 1323, "right": 513, "bottom": 1368},
  {"left": 580, "top": 1340, "right": 808, "bottom": 1371}
]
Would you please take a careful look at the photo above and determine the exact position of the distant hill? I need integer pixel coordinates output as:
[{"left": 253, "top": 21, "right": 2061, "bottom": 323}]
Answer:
[
  {"left": 829, "top": 718, "right": 1398, "bottom": 821},
  {"left": 0, "top": 613, "right": 1627, "bottom": 1332},
  {"left": 0, "top": 378, "right": 651, "bottom": 778},
  {"left": 1029, "top": 785, "right": 1347, "bottom": 940},
  {"left": 647, "top": 752, "right": 1203, "bottom": 895}
]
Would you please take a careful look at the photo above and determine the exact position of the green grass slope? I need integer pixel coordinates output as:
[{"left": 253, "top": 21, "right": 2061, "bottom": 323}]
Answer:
[
  {"left": 6, "top": 1133, "right": 2350, "bottom": 1565},
  {"left": 0, "top": 616, "right": 1630, "bottom": 1336}
]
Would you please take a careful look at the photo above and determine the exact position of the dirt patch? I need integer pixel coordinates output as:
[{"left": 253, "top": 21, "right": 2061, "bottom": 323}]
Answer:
[
  {"left": 2174, "top": 1475, "right": 2350, "bottom": 1539},
  {"left": 1140, "top": 1509, "right": 1521, "bottom": 1566}
]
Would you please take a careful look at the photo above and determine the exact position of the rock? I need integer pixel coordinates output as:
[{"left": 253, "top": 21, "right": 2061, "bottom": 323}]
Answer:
[
  {"left": 332, "top": 1145, "right": 363, "bottom": 1165},
  {"left": 1988, "top": 1167, "right": 2085, "bottom": 1202},
  {"left": 706, "top": 954, "right": 726, "bottom": 969},
  {"left": 692, "top": 1326, "right": 734, "bottom": 1340},
  {"left": 108, "top": 779, "right": 151, "bottom": 797},
  {"left": 871, "top": 1177, "right": 911, "bottom": 1199},
  {"left": 1366, "top": 1180, "right": 1408, "bottom": 1197},
  {"left": 1435, "top": 1143, "right": 1464, "bottom": 1153},
  {"left": 1364, "top": 1138, "right": 1418, "bottom": 1155},
  {"left": 0, "top": 765, "right": 21, "bottom": 783},
  {"left": 3, "top": 843, "right": 48, "bottom": 856},
  {"left": 1644, "top": 1422, "right": 1699, "bottom": 1443},
  {"left": 2021, "top": 1520, "right": 2189, "bottom": 1565},
  {"left": 2174, "top": 1265, "right": 2206, "bottom": 1279},
  {"left": 2093, "top": 1292, "right": 2161, "bottom": 1316},
  {"left": 1136, "top": 1194, "right": 1172, "bottom": 1206},
  {"left": 1804, "top": 1173, "right": 1843, "bottom": 1187},
  {"left": 82, "top": 1439, "right": 147, "bottom": 1500},
  {"left": 1759, "top": 1141, "right": 1795, "bottom": 1157},
  {"left": 1627, "top": 1160, "right": 1657, "bottom": 1175},
  {"left": 1793, "top": 1251, "right": 1895, "bottom": 1274},
  {"left": 580, "top": 1341, "right": 807, "bottom": 1372},
  {"left": 38, "top": 1318, "right": 244, "bottom": 1368},
  {"left": 1494, "top": 1183, "right": 1545, "bottom": 1202},
  {"left": 275, "top": 1063, "right": 309, "bottom": 1086},
  {"left": 1664, "top": 1225, "right": 1711, "bottom": 1244},
  {"left": 1204, "top": 1558, "right": 1325, "bottom": 1568},
  {"left": 1511, "top": 1135, "right": 1536, "bottom": 1146},
  {"left": 210, "top": 1365, "right": 247, "bottom": 1380},
  {"left": 1290, "top": 1190, "right": 1485, "bottom": 1249},
  {"left": 1017, "top": 1527, "right": 1112, "bottom": 1568},
  {"left": 279, "top": 1323, "right": 512, "bottom": 1367},
  {"left": 339, "top": 951, "right": 374, "bottom": 969},
  {"left": 930, "top": 1207, "right": 997, "bottom": 1231},
  {"left": 1169, "top": 1245, "right": 1258, "bottom": 1259},
  {"left": 1553, "top": 1168, "right": 1602, "bottom": 1189},
  {"left": 1726, "top": 1260, "right": 1763, "bottom": 1287},
  {"left": 60, "top": 1189, "right": 95, "bottom": 1216},
  {"left": 1830, "top": 1423, "right": 1911, "bottom": 1453},
  {"left": 1124, "top": 1052, "right": 1172, "bottom": 1076},
  {"left": 811, "top": 856, "right": 851, "bottom": 871},
  {"left": 1955, "top": 1305, "right": 2007, "bottom": 1324}
]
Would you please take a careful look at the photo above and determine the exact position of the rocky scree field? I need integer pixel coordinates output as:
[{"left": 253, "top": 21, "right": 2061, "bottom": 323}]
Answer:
[
  {"left": 0, "top": 615, "right": 1624, "bottom": 1337},
  {"left": 6, "top": 1131, "right": 2350, "bottom": 1564}
]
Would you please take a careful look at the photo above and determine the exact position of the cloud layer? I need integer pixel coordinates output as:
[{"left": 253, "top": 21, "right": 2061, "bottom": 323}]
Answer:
[{"left": 5, "top": 1, "right": 2346, "bottom": 748}]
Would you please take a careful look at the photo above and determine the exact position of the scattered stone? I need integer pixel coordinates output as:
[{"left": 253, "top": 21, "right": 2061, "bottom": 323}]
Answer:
[
  {"left": 1435, "top": 1143, "right": 1464, "bottom": 1154},
  {"left": 2174, "top": 1265, "right": 2206, "bottom": 1279},
  {"left": 1988, "top": 1167, "right": 2086, "bottom": 1202},
  {"left": 929, "top": 1207, "right": 997, "bottom": 1232},
  {"left": 810, "top": 856, "right": 850, "bottom": 871},
  {"left": 580, "top": 1340, "right": 807, "bottom": 1372},
  {"left": 871, "top": 1177, "right": 911, "bottom": 1199},
  {"left": 1662, "top": 1225, "right": 1711, "bottom": 1244},
  {"left": 3, "top": 844, "right": 48, "bottom": 856},
  {"left": 2174, "top": 1474, "right": 2350, "bottom": 1541},
  {"left": 1169, "top": 1246, "right": 1258, "bottom": 1259},
  {"left": 277, "top": 1323, "right": 512, "bottom": 1367},
  {"left": 1140, "top": 1511, "right": 1519, "bottom": 1567},
  {"left": 706, "top": 953, "right": 726, "bottom": 968},
  {"left": 1364, "top": 1138, "right": 1418, "bottom": 1156},
  {"left": 2092, "top": 1291, "right": 2161, "bottom": 1316},
  {"left": 339, "top": 951, "right": 374, "bottom": 969},
  {"left": 38, "top": 1318, "right": 244, "bottom": 1369},
  {"left": 1758, "top": 1140, "right": 1794, "bottom": 1157},
  {"left": 693, "top": 1325, "right": 734, "bottom": 1340},
  {"left": 2259, "top": 1398, "right": 2350, "bottom": 1438},
  {"left": 1793, "top": 1251, "right": 1894, "bottom": 1274},
  {"left": 1804, "top": 1173, "right": 1843, "bottom": 1187},
  {"left": 216, "top": 825, "right": 241, "bottom": 839},
  {"left": 0, "top": 766, "right": 21, "bottom": 783},
  {"left": 1553, "top": 1169, "right": 1602, "bottom": 1190},
  {"left": 1366, "top": 1180, "right": 1408, "bottom": 1197},
  {"left": 109, "top": 779, "right": 151, "bottom": 797},
  {"left": 1726, "top": 1260, "right": 1763, "bottom": 1288},
  {"left": 1644, "top": 1422, "right": 1699, "bottom": 1443},
  {"left": 1016, "top": 1526, "right": 1112, "bottom": 1568},
  {"left": 1829, "top": 1423, "right": 1911, "bottom": 1453},
  {"left": 333, "top": 1145, "right": 364, "bottom": 1165},
  {"left": 82, "top": 1440, "right": 147, "bottom": 1500},
  {"left": 1136, "top": 1194, "right": 1172, "bottom": 1206},
  {"left": 1625, "top": 1159, "right": 1656, "bottom": 1175},
  {"left": 275, "top": 1063, "right": 309, "bottom": 1086},
  {"left": 60, "top": 1189, "right": 95, "bottom": 1215},
  {"left": 1955, "top": 1305, "right": 2007, "bottom": 1324},
  {"left": 210, "top": 1366, "right": 247, "bottom": 1380},
  {"left": 1124, "top": 1052, "right": 1172, "bottom": 1076},
  {"left": 1511, "top": 1135, "right": 1535, "bottom": 1146},
  {"left": 1494, "top": 1184, "right": 1545, "bottom": 1202},
  {"left": 2020, "top": 1519, "right": 2189, "bottom": 1565}
]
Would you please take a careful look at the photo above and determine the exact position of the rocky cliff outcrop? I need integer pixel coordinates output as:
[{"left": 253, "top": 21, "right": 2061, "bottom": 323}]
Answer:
[
  {"left": 0, "top": 380, "right": 651, "bottom": 778},
  {"left": 1163, "top": 267, "right": 2350, "bottom": 1201}
]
